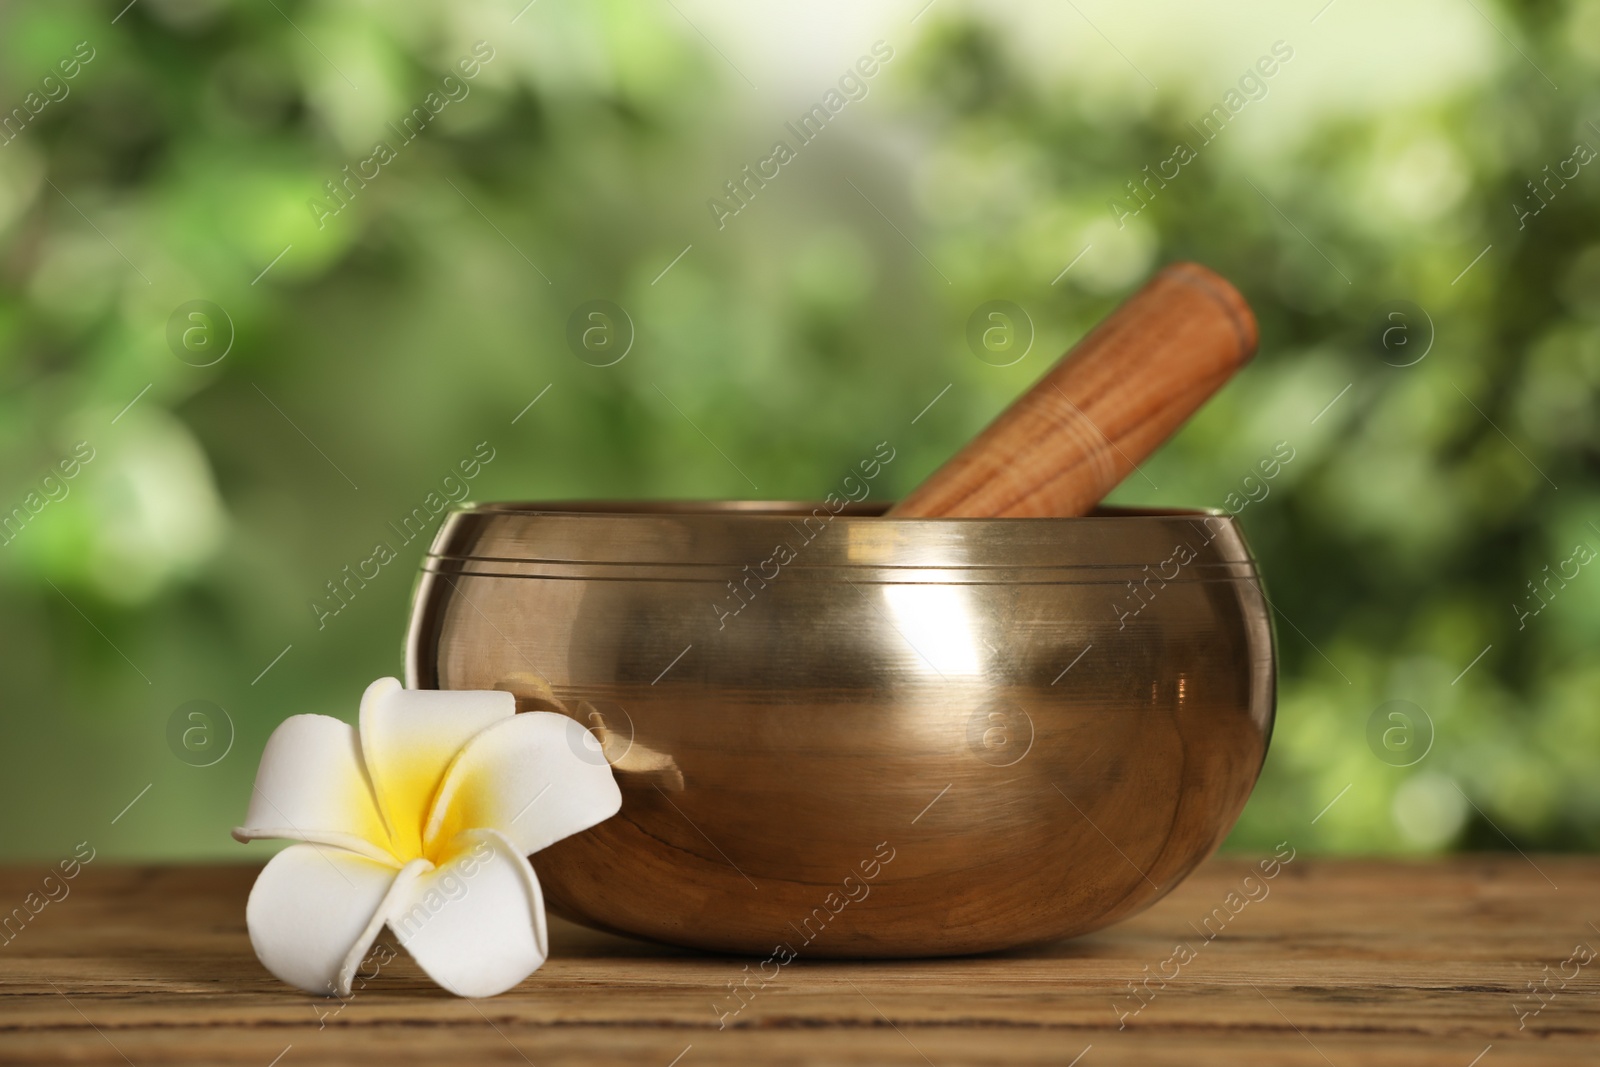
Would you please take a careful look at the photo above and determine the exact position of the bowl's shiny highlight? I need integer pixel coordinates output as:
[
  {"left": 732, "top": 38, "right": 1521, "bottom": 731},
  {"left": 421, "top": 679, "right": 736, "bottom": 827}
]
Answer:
[{"left": 406, "top": 501, "right": 1275, "bottom": 957}]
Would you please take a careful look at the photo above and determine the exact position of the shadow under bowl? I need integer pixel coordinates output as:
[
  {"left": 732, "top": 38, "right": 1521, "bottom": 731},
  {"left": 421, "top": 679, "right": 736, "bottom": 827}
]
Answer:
[{"left": 406, "top": 501, "right": 1275, "bottom": 958}]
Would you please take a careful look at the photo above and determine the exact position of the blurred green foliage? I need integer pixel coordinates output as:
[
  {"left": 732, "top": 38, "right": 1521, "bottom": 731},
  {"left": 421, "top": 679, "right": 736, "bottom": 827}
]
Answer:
[{"left": 0, "top": 0, "right": 1596, "bottom": 860}]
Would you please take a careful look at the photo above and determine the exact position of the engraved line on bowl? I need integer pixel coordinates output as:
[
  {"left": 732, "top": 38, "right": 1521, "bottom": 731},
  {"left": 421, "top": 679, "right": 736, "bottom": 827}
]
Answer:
[
  {"left": 439, "top": 573, "right": 550, "bottom": 685},
  {"left": 424, "top": 556, "right": 1258, "bottom": 573},
  {"left": 842, "top": 578, "right": 949, "bottom": 680},
  {"left": 422, "top": 565, "right": 1264, "bottom": 588},
  {"left": 427, "top": 573, "right": 1271, "bottom": 619},
  {"left": 426, "top": 553, "right": 1259, "bottom": 574}
]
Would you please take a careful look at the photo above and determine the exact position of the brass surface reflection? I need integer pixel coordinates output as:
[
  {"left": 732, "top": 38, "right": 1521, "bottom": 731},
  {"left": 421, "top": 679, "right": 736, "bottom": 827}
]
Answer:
[{"left": 407, "top": 501, "right": 1275, "bottom": 957}]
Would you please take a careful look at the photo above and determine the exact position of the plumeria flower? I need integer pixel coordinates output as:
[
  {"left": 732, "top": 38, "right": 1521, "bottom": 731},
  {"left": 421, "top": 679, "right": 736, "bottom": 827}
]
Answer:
[{"left": 234, "top": 677, "right": 620, "bottom": 998}]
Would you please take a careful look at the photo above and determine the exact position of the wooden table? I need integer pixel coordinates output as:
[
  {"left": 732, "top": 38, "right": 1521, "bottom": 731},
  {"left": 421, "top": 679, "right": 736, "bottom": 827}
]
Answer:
[{"left": 1, "top": 856, "right": 1595, "bottom": 1065}]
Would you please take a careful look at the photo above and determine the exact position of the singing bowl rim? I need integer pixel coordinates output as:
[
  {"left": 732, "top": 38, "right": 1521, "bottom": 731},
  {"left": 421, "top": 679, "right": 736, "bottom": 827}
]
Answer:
[
  {"left": 460, "top": 498, "right": 1223, "bottom": 519},
  {"left": 426, "top": 500, "right": 1258, "bottom": 574}
]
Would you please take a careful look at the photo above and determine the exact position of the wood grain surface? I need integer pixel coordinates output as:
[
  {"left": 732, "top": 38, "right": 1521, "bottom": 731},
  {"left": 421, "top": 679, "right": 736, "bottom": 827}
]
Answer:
[{"left": 0, "top": 856, "right": 1595, "bottom": 1066}]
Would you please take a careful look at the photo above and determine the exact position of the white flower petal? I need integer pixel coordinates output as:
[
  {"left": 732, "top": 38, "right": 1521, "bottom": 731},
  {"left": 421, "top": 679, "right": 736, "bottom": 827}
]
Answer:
[
  {"left": 424, "top": 712, "right": 622, "bottom": 858},
  {"left": 246, "top": 844, "right": 409, "bottom": 997},
  {"left": 233, "top": 714, "right": 395, "bottom": 863},
  {"left": 358, "top": 678, "right": 515, "bottom": 858},
  {"left": 389, "top": 830, "right": 547, "bottom": 998}
]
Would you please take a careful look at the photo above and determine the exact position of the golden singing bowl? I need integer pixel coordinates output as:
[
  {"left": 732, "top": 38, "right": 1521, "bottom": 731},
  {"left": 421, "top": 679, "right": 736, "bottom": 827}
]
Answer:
[{"left": 406, "top": 501, "right": 1275, "bottom": 957}]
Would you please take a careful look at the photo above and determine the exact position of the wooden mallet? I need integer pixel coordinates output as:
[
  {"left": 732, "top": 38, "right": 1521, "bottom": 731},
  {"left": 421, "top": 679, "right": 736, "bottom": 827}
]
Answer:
[{"left": 888, "top": 262, "right": 1258, "bottom": 518}]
